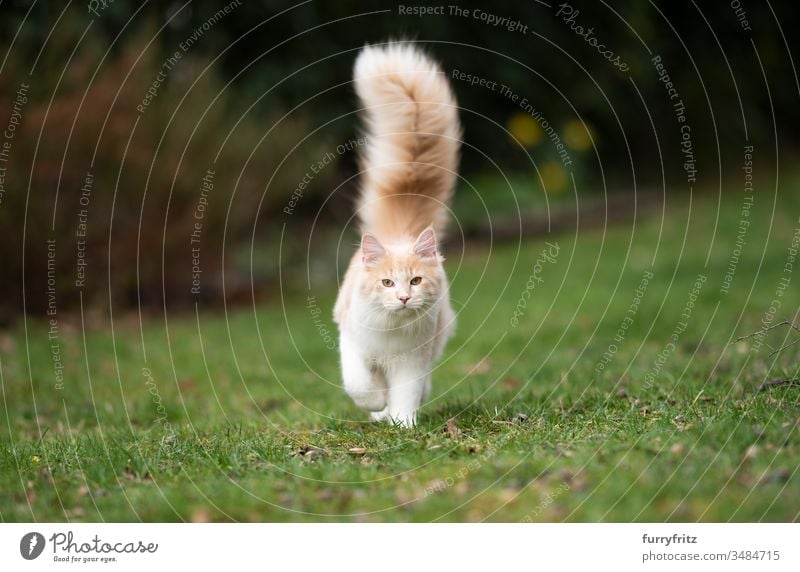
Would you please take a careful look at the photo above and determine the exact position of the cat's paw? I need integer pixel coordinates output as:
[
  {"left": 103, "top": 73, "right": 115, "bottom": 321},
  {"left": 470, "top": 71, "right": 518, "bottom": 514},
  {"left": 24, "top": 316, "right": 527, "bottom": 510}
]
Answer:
[
  {"left": 371, "top": 408, "right": 416, "bottom": 427},
  {"left": 370, "top": 407, "right": 390, "bottom": 422},
  {"left": 345, "top": 388, "right": 387, "bottom": 412}
]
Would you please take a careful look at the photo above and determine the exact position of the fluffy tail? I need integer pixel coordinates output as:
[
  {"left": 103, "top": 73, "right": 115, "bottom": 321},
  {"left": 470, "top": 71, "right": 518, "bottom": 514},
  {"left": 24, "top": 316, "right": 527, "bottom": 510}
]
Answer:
[{"left": 353, "top": 42, "right": 461, "bottom": 241}]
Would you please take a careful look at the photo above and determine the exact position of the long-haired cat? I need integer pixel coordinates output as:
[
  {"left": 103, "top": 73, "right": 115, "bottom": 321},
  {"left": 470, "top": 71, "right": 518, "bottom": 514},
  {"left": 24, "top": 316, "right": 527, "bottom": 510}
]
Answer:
[{"left": 333, "top": 42, "right": 461, "bottom": 427}]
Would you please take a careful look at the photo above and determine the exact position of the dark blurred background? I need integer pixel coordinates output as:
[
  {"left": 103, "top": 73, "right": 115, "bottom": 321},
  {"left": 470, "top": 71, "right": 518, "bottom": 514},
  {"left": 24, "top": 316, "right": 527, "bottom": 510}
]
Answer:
[{"left": 0, "top": 0, "right": 796, "bottom": 321}]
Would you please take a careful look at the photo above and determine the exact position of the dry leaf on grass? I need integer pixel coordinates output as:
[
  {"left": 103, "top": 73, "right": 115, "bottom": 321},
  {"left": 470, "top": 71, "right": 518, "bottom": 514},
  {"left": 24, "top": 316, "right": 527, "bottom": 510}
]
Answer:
[
  {"left": 463, "top": 359, "right": 491, "bottom": 375},
  {"left": 445, "top": 417, "right": 461, "bottom": 438}
]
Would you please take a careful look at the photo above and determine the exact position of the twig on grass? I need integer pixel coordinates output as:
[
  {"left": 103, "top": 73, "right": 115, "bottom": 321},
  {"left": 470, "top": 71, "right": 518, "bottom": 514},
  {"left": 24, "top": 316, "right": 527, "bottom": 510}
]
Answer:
[
  {"left": 732, "top": 319, "right": 800, "bottom": 393},
  {"left": 732, "top": 320, "right": 800, "bottom": 358},
  {"left": 757, "top": 378, "right": 800, "bottom": 392},
  {"left": 767, "top": 337, "right": 800, "bottom": 359}
]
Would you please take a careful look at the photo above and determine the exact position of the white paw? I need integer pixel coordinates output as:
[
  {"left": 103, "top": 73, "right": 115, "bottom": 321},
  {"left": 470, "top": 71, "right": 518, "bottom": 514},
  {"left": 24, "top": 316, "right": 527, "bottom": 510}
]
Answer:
[
  {"left": 346, "top": 388, "right": 387, "bottom": 412},
  {"left": 370, "top": 407, "right": 390, "bottom": 422}
]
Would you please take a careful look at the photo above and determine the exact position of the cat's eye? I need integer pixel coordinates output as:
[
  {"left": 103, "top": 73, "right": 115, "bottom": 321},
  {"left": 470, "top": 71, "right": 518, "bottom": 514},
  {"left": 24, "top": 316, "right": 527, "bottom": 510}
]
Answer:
[
  {"left": 410, "top": 276, "right": 422, "bottom": 286},
  {"left": 382, "top": 279, "right": 394, "bottom": 287}
]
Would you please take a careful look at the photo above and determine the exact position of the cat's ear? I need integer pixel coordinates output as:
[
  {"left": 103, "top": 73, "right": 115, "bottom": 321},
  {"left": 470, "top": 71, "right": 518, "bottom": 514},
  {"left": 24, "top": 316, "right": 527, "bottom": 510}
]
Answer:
[
  {"left": 413, "top": 227, "right": 437, "bottom": 258},
  {"left": 361, "top": 233, "right": 386, "bottom": 265}
]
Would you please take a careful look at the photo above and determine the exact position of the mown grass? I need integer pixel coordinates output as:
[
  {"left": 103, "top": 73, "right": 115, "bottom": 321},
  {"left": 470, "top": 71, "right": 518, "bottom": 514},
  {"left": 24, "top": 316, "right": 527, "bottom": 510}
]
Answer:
[{"left": 1, "top": 181, "right": 799, "bottom": 522}]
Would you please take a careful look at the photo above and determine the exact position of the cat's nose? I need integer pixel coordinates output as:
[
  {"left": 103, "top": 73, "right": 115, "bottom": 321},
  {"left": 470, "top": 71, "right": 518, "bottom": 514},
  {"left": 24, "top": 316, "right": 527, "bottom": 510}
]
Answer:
[{"left": 399, "top": 295, "right": 410, "bottom": 304}]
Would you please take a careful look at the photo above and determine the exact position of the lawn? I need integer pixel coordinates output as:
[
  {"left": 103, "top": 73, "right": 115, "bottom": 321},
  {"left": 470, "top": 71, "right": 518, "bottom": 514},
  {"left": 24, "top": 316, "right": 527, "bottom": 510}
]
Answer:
[{"left": 2, "top": 182, "right": 799, "bottom": 522}]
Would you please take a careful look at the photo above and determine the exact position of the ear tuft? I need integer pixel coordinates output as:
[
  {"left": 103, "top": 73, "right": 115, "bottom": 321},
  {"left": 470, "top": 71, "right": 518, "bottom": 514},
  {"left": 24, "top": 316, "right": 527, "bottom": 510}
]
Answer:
[
  {"left": 361, "top": 233, "right": 386, "bottom": 265},
  {"left": 413, "top": 227, "right": 437, "bottom": 258}
]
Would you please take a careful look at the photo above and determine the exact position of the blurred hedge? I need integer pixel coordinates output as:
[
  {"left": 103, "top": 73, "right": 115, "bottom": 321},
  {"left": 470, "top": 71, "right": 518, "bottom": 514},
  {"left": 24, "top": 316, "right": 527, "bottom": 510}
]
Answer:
[{"left": 0, "top": 15, "right": 338, "bottom": 319}]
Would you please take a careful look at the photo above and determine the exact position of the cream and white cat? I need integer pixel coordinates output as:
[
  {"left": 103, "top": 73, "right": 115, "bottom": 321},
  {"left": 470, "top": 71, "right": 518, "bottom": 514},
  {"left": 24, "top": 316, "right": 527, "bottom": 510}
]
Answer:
[{"left": 333, "top": 42, "right": 461, "bottom": 427}]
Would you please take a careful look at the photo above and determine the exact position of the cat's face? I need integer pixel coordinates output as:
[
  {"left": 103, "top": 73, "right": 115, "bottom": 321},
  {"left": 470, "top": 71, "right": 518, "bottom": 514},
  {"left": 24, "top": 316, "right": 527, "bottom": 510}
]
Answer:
[{"left": 359, "top": 228, "right": 444, "bottom": 313}]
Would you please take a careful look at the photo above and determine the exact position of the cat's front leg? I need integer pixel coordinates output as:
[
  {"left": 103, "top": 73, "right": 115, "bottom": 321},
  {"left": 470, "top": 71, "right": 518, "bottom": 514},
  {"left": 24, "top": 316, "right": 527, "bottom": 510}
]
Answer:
[
  {"left": 421, "top": 376, "right": 432, "bottom": 403},
  {"left": 385, "top": 359, "right": 431, "bottom": 427},
  {"left": 340, "top": 334, "right": 386, "bottom": 412}
]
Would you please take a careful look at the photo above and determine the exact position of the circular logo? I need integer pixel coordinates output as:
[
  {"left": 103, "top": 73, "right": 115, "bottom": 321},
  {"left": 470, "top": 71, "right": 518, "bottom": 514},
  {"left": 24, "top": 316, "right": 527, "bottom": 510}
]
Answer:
[{"left": 20, "top": 532, "right": 45, "bottom": 560}]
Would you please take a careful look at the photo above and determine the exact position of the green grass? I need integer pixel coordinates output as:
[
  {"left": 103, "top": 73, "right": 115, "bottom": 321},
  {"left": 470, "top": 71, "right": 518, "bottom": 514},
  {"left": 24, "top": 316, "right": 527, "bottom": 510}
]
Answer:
[{"left": 2, "top": 182, "right": 799, "bottom": 522}]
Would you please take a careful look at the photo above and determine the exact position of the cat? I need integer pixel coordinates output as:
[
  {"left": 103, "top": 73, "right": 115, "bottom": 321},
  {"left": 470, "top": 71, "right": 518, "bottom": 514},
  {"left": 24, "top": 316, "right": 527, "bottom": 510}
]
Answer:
[{"left": 333, "top": 42, "right": 461, "bottom": 427}]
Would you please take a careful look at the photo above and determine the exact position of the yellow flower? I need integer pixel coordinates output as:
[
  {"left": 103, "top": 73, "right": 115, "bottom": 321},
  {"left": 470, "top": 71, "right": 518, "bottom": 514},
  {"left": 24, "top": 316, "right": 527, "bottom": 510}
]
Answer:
[
  {"left": 540, "top": 162, "right": 568, "bottom": 193},
  {"left": 507, "top": 112, "right": 542, "bottom": 147},
  {"left": 31, "top": 455, "right": 41, "bottom": 463},
  {"left": 564, "top": 119, "right": 594, "bottom": 151}
]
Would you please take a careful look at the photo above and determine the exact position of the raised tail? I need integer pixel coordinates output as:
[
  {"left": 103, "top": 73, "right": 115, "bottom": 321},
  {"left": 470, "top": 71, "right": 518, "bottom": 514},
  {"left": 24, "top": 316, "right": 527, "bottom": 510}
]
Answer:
[{"left": 353, "top": 42, "right": 461, "bottom": 242}]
